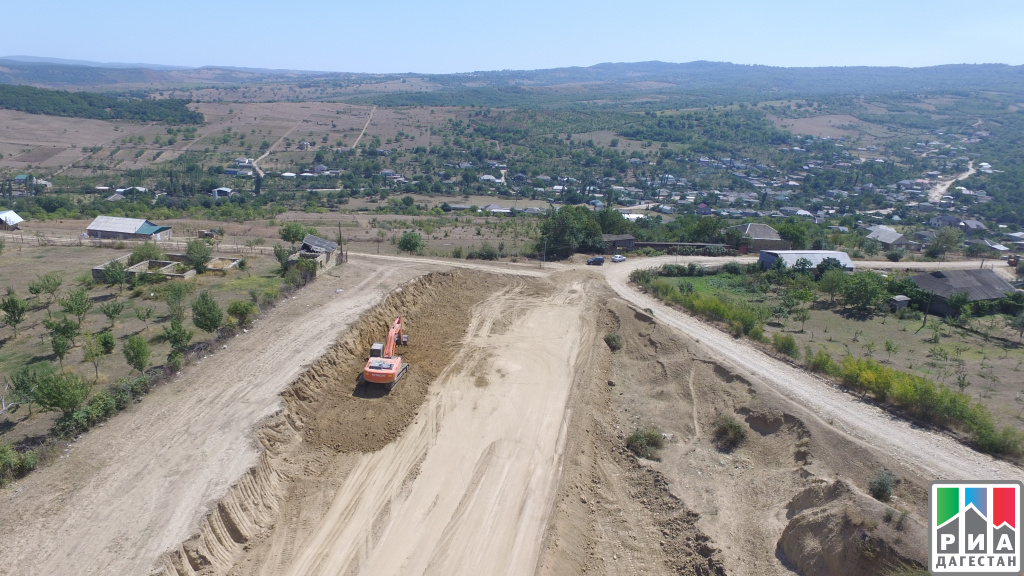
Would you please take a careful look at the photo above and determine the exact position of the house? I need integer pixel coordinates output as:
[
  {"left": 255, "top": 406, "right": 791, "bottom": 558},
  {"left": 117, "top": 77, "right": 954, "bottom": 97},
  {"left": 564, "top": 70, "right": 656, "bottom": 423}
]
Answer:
[
  {"left": 233, "top": 157, "right": 254, "bottom": 167},
  {"left": 212, "top": 187, "right": 235, "bottom": 200},
  {"left": 281, "top": 172, "right": 296, "bottom": 179},
  {"left": 696, "top": 203, "right": 711, "bottom": 215},
  {"left": 865, "top": 225, "right": 912, "bottom": 250},
  {"left": 826, "top": 226, "right": 850, "bottom": 233},
  {"left": 291, "top": 234, "right": 340, "bottom": 274},
  {"left": 0, "top": 210, "right": 24, "bottom": 231},
  {"left": 297, "top": 141, "right": 310, "bottom": 151},
  {"left": 313, "top": 164, "right": 329, "bottom": 174},
  {"left": 105, "top": 193, "right": 126, "bottom": 202},
  {"left": 758, "top": 250, "right": 855, "bottom": 272},
  {"left": 910, "top": 269, "right": 1015, "bottom": 316},
  {"left": 602, "top": 234, "right": 636, "bottom": 251},
  {"left": 725, "top": 223, "right": 791, "bottom": 251},
  {"left": 13, "top": 175, "right": 30, "bottom": 187},
  {"left": 86, "top": 216, "right": 172, "bottom": 241},
  {"left": 962, "top": 219, "right": 989, "bottom": 235},
  {"left": 889, "top": 295, "right": 911, "bottom": 312},
  {"left": 929, "top": 215, "right": 962, "bottom": 228}
]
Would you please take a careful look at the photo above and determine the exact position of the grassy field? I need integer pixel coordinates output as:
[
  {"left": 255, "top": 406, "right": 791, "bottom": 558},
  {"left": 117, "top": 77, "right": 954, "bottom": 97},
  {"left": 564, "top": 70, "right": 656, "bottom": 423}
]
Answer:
[
  {"left": 664, "top": 272, "right": 1024, "bottom": 431},
  {"left": 0, "top": 243, "right": 285, "bottom": 446}
]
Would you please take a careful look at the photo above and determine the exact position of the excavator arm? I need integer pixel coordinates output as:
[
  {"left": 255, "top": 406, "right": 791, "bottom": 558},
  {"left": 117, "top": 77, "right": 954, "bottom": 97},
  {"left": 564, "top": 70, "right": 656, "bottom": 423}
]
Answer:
[{"left": 383, "top": 316, "right": 403, "bottom": 358}]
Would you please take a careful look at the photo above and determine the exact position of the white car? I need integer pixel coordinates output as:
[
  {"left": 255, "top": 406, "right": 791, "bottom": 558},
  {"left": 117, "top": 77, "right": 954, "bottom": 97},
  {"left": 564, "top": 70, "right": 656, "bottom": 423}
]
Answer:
[{"left": 611, "top": 255, "right": 626, "bottom": 263}]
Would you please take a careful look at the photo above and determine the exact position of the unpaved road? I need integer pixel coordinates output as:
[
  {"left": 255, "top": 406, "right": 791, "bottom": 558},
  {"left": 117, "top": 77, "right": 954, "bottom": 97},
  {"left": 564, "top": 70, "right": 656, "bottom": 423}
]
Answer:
[
  {"left": 281, "top": 277, "right": 590, "bottom": 576},
  {"left": 928, "top": 160, "right": 976, "bottom": 203},
  {"left": 0, "top": 258, "right": 438, "bottom": 576},
  {"left": 603, "top": 255, "right": 1021, "bottom": 482}
]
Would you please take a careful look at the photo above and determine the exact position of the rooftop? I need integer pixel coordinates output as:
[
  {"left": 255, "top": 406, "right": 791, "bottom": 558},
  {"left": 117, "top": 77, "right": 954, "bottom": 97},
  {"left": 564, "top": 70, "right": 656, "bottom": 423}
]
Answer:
[{"left": 910, "top": 269, "right": 1014, "bottom": 302}]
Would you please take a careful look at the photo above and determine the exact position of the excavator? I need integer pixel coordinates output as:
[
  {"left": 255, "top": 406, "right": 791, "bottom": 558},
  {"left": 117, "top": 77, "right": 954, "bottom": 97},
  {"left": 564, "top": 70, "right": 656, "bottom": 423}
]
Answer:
[{"left": 362, "top": 316, "right": 409, "bottom": 390}]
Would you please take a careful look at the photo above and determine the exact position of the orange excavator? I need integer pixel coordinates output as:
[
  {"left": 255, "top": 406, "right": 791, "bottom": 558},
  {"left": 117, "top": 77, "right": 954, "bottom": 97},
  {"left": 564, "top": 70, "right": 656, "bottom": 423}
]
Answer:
[{"left": 362, "top": 316, "right": 409, "bottom": 390}]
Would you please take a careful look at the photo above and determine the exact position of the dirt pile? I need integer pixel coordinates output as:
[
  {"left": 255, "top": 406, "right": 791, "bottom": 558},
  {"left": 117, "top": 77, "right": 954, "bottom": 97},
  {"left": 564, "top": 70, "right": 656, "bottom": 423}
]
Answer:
[
  {"left": 155, "top": 270, "right": 510, "bottom": 575},
  {"left": 778, "top": 480, "right": 927, "bottom": 575}
]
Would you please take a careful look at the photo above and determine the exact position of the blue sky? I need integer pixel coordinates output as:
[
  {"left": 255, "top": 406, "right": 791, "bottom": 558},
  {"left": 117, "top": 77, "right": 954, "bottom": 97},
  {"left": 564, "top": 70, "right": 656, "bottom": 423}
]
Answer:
[{"left": 4, "top": 0, "right": 1022, "bottom": 73}]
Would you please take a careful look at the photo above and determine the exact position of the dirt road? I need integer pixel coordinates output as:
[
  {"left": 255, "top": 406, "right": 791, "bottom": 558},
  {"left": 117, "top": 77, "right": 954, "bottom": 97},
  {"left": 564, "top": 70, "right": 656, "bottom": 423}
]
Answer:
[
  {"left": 0, "top": 258, "right": 437, "bottom": 576},
  {"left": 928, "top": 160, "right": 976, "bottom": 203},
  {"left": 278, "top": 277, "right": 590, "bottom": 576},
  {"left": 602, "top": 256, "right": 1021, "bottom": 481}
]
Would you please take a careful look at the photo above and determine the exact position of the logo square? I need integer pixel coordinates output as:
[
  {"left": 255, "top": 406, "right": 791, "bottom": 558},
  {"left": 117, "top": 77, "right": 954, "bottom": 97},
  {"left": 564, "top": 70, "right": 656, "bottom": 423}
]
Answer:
[{"left": 930, "top": 481, "right": 1022, "bottom": 574}]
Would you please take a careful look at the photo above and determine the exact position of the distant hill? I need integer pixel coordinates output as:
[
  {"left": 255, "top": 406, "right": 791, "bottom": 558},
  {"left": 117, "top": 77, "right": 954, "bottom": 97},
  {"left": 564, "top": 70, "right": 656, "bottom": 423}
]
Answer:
[{"left": 1, "top": 55, "right": 195, "bottom": 71}]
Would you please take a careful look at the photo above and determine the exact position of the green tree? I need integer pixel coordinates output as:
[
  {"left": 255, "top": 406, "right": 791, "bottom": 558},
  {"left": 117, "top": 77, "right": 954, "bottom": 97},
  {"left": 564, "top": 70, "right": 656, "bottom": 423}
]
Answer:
[
  {"left": 945, "top": 291, "right": 971, "bottom": 317},
  {"left": 861, "top": 238, "right": 882, "bottom": 256},
  {"left": 129, "top": 242, "right": 164, "bottom": 265},
  {"left": 1008, "top": 312, "right": 1024, "bottom": 341},
  {"left": 817, "top": 269, "right": 848, "bottom": 304},
  {"left": 842, "top": 271, "right": 886, "bottom": 310},
  {"left": 777, "top": 222, "right": 809, "bottom": 250},
  {"left": 51, "top": 335, "right": 70, "bottom": 369},
  {"left": 103, "top": 260, "right": 129, "bottom": 293},
  {"left": 932, "top": 227, "right": 965, "bottom": 259},
  {"left": 792, "top": 308, "right": 811, "bottom": 332},
  {"left": 123, "top": 335, "right": 150, "bottom": 374},
  {"left": 134, "top": 306, "right": 153, "bottom": 329},
  {"left": 162, "top": 320, "right": 193, "bottom": 353},
  {"left": 539, "top": 205, "right": 604, "bottom": 259},
  {"left": 34, "top": 370, "right": 89, "bottom": 417},
  {"left": 44, "top": 316, "right": 80, "bottom": 346},
  {"left": 398, "top": 231, "right": 425, "bottom": 254},
  {"left": 279, "top": 222, "right": 307, "bottom": 246},
  {"left": 164, "top": 282, "right": 192, "bottom": 323},
  {"left": 815, "top": 257, "right": 844, "bottom": 277},
  {"left": 82, "top": 334, "right": 107, "bottom": 382},
  {"left": 191, "top": 291, "right": 223, "bottom": 333},
  {"left": 1, "top": 290, "right": 29, "bottom": 338},
  {"left": 97, "top": 331, "right": 116, "bottom": 354},
  {"left": 99, "top": 300, "right": 124, "bottom": 328},
  {"left": 227, "top": 301, "right": 258, "bottom": 328},
  {"left": 185, "top": 239, "right": 213, "bottom": 274},
  {"left": 273, "top": 244, "right": 295, "bottom": 274},
  {"left": 28, "top": 272, "right": 63, "bottom": 308},
  {"left": 885, "top": 339, "right": 899, "bottom": 360},
  {"left": 60, "top": 287, "right": 93, "bottom": 327}
]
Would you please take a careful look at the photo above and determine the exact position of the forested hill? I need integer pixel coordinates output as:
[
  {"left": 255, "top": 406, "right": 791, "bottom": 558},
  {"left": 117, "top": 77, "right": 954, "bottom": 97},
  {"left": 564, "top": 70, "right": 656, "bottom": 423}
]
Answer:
[{"left": 0, "top": 85, "right": 204, "bottom": 123}]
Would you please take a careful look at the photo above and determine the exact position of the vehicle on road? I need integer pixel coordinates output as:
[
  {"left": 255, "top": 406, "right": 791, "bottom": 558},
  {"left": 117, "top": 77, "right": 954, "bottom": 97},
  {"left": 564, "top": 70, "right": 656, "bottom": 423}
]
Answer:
[
  {"left": 611, "top": 255, "right": 626, "bottom": 263},
  {"left": 586, "top": 256, "right": 605, "bottom": 265}
]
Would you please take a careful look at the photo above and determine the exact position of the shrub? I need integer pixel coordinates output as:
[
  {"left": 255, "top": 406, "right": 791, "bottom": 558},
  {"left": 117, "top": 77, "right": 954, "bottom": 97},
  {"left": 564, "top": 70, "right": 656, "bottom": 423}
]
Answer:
[
  {"left": 0, "top": 444, "right": 38, "bottom": 486},
  {"left": 130, "top": 242, "right": 164, "bottom": 265},
  {"left": 721, "top": 261, "right": 744, "bottom": 275},
  {"left": 98, "top": 330, "right": 116, "bottom": 354},
  {"left": 398, "top": 231, "right": 425, "bottom": 254},
  {"left": 191, "top": 291, "right": 223, "bottom": 333},
  {"left": 713, "top": 413, "right": 747, "bottom": 451},
  {"left": 626, "top": 428, "right": 664, "bottom": 460},
  {"left": 885, "top": 248, "right": 906, "bottom": 262},
  {"left": 868, "top": 469, "right": 897, "bottom": 502},
  {"left": 227, "top": 300, "right": 259, "bottom": 328},
  {"left": 805, "top": 348, "right": 838, "bottom": 375},
  {"left": 604, "top": 332, "right": 623, "bottom": 352},
  {"left": 771, "top": 333, "right": 799, "bottom": 357},
  {"left": 185, "top": 239, "right": 213, "bottom": 273}
]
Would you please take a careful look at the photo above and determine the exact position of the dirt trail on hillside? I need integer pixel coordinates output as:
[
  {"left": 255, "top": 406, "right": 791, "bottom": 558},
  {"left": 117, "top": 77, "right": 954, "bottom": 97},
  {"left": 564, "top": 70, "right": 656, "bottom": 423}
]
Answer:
[
  {"left": 603, "top": 257, "right": 1021, "bottom": 482},
  {"left": 0, "top": 260, "right": 436, "bottom": 576},
  {"left": 929, "top": 160, "right": 976, "bottom": 203}
]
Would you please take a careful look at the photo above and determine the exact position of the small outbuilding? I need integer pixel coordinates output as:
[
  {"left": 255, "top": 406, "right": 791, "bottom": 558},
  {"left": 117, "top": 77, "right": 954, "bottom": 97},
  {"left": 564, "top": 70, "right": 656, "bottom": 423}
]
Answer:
[
  {"left": 289, "top": 234, "right": 341, "bottom": 274},
  {"left": 726, "top": 223, "right": 791, "bottom": 252},
  {"left": 602, "top": 234, "right": 636, "bottom": 251},
  {"left": 0, "top": 210, "right": 24, "bottom": 231}
]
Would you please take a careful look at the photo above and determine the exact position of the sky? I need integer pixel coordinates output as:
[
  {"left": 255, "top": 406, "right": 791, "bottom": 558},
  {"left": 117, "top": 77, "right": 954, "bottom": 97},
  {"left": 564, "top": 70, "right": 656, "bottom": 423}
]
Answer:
[{"left": 4, "top": 0, "right": 1023, "bottom": 73}]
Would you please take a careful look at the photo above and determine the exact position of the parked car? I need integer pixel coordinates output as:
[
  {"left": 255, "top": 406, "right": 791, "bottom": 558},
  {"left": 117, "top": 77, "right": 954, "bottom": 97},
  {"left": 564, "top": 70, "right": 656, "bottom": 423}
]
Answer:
[
  {"left": 586, "top": 256, "right": 605, "bottom": 266},
  {"left": 611, "top": 255, "right": 626, "bottom": 263}
]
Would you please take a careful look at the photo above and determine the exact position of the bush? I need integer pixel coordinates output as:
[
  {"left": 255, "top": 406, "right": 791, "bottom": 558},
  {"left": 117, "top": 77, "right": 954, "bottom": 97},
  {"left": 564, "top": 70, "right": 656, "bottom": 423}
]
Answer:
[
  {"left": 721, "top": 261, "right": 744, "bottom": 275},
  {"left": 467, "top": 242, "right": 499, "bottom": 260},
  {"left": 130, "top": 242, "right": 165, "bottom": 265},
  {"left": 713, "top": 413, "right": 747, "bottom": 451},
  {"left": 805, "top": 348, "right": 838, "bottom": 375},
  {"left": 227, "top": 300, "right": 259, "bottom": 328},
  {"left": 885, "top": 248, "right": 906, "bottom": 262},
  {"left": 0, "top": 444, "right": 38, "bottom": 486},
  {"left": 771, "top": 333, "right": 799, "bottom": 357},
  {"left": 868, "top": 469, "right": 897, "bottom": 502},
  {"left": 626, "top": 428, "right": 664, "bottom": 460},
  {"left": 398, "top": 231, "right": 425, "bottom": 254},
  {"left": 604, "top": 332, "right": 623, "bottom": 352}
]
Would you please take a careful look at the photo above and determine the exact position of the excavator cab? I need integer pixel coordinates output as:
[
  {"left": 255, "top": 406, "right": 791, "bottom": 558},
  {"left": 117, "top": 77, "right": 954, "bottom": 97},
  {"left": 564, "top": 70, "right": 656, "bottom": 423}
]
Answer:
[{"left": 369, "top": 343, "right": 384, "bottom": 358}]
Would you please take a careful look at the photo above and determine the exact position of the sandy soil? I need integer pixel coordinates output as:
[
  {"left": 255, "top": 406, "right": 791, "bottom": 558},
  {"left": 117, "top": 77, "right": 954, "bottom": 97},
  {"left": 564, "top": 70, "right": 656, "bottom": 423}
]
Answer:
[
  {"left": 2, "top": 252, "right": 1020, "bottom": 576},
  {"left": 928, "top": 161, "right": 976, "bottom": 203}
]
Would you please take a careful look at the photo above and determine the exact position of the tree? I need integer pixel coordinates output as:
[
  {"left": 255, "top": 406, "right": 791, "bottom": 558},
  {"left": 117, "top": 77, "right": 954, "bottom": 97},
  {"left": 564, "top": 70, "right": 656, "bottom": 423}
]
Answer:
[
  {"left": 129, "top": 242, "right": 165, "bottom": 265},
  {"left": 817, "top": 269, "right": 848, "bottom": 304},
  {"left": 1008, "top": 312, "right": 1024, "bottom": 341},
  {"left": 816, "top": 257, "right": 844, "bottom": 277},
  {"left": 398, "top": 231, "right": 425, "bottom": 254},
  {"left": 227, "top": 301, "right": 258, "bottom": 328},
  {"left": 123, "top": 335, "right": 151, "bottom": 374},
  {"left": 51, "top": 335, "right": 71, "bottom": 369},
  {"left": 945, "top": 291, "right": 971, "bottom": 317},
  {"left": 60, "top": 287, "right": 93, "bottom": 327},
  {"left": 185, "top": 239, "right": 213, "bottom": 274},
  {"left": 33, "top": 370, "right": 89, "bottom": 417},
  {"left": 539, "top": 205, "right": 604, "bottom": 259},
  {"left": 8, "top": 364, "right": 52, "bottom": 416},
  {"left": 191, "top": 291, "right": 223, "bottom": 333},
  {"left": 82, "top": 334, "right": 107, "bottom": 382},
  {"left": 28, "top": 272, "right": 63, "bottom": 308},
  {"left": 793, "top": 257, "right": 813, "bottom": 275},
  {"left": 842, "top": 271, "right": 886, "bottom": 310},
  {"left": 44, "top": 316, "right": 80, "bottom": 346},
  {"left": 99, "top": 300, "right": 124, "bottom": 328},
  {"left": 792, "top": 308, "right": 811, "bottom": 332},
  {"left": 885, "top": 339, "right": 899, "bottom": 360},
  {"left": 777, "top": 222, "right": 809, "bottom": 250},
  {"left": 103, "top": 260, "right": 129, "bottom": 293},
  {"left": 861, "top": 238, "right": 882, "bottom": 256},
  {"left": 164, "top": 282, "right": 192, "bottom": 323},
  {"left": 279, "top": 222, "right": 307, "bottom": 246},
  {"left": 1, "top": 290, "right": 29, "bottom": 338},
  {"left": 273, "top": 244, "right": 295, "bottom": 274},
  {"left": 97, "top": 330, "right": 116, "bottom": 354},
  {"left": 134, "top": 306, "right": 153, "bottom": 329},
  {"left": 162, "top": 320, "right": 193, "bottom": 354},
  {"left": 932, "top": 227, "right": 965, "bottom": 259}
]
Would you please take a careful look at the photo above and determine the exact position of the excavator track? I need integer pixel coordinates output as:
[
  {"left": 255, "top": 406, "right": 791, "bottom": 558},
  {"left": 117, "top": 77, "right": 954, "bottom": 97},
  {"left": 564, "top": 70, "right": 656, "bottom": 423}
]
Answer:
[{"left": 386, "top": 364, "right": 410, "bottom": 391}]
